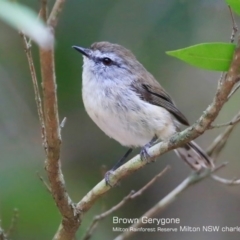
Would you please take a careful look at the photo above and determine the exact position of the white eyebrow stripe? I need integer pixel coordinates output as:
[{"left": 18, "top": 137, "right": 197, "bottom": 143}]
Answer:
[{"left": 93, "top": 50, "right": 117, "bottom": 60}]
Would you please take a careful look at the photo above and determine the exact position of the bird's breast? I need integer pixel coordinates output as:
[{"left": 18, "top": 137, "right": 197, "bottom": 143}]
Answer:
[{"left": 81, "top": 75, "right": 176, "bottom": 147}]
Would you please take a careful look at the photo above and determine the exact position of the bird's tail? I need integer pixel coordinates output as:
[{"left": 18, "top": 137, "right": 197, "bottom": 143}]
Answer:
[{"left": 174, "top": 141, "right": 214, "bottom": 170}]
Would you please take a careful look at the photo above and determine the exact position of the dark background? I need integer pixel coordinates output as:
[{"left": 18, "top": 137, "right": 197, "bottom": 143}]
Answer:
[{"left": 0, "top": 0, "right": 240, "bottom": 239}]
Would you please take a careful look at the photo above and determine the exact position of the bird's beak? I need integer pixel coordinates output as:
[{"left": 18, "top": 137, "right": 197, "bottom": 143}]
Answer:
[{"left": 72, "top": 45, "right": 91, "bottom": 58}]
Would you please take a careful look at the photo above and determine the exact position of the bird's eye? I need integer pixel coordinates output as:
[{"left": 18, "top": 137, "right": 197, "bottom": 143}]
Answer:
[{"left": 102, "top": 57, "right": 113, "bottom": 66}]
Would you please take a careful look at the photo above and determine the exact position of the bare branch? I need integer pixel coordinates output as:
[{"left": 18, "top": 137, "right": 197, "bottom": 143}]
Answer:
[
  {"left": 47, "top": 0, "right": 66, "bottom": 28},
  {"left": 211, "top": 174, "right": 240, "bottom": 185},
  {"left": 207, "top": 112, "right": 240, "bottom": 185},
  {"left": 207, "top": 111, "right": 240, "bottom": 187},
  {"left": 209, "top": 112, "right": 240, "bottom": 129},
  {"left": 38, "top": 1, "right": 80, "bottom": 239},
  {"left": 20, "top": 33, "right": 47, "bottom": 150},
  {"left": 207, "top": 110, "right": 240, "bottom": 159},
  {"left": 40, "top": 32, "right": 79, "bottom": 240},
  {"left": 82, "top": 166, "right": 170, "bottom": 240}
]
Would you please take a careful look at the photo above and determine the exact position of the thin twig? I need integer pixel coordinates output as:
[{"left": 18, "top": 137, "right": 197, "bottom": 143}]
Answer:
[
  {"left": 207, "top": 111, "right": 240, "bottom": 186},
  {"left": 228, "top": 81, "right": 240, "bottom": 99},
  {"left": 209, "top": 114, "right": 240, "bottom": 129},
  {"left": 207, "top": 110, "right": 240, "bottom": 160},
  {"left": 60, "top": 117, "right": 67, "bottom": 129},
  {"left": 47, "top": 0, "right": 66, "bottom": 28},
  {"left": 228, "top": 6, "right": 238, "bottom": 43},
  {"left": 37, "top": 172, "right": 52, "bottom": 192},
  {"left": 5, "top": 209, "right": 19, "bottom": 238},
  {"left": 212, "top": 162, "right": 228, "bottom": 172},
  {"left": 211, "top": 174, "right": 240, "bottom": 185},
  {"left": 114, "top": 165, "right": 225, "bottom": 240},
  {"left": 82, "top": 166, "right": 170, "bottom": 240},
  {"left": 209, "top": 112, "right": 240, "bottom": 186},
  {"left": 130, "top": 166, "right": 170, "bottom": 198},
  {"left": 208, "top": 128, "right": 233, "bottom": 161},
  {"left": 219, "top": 72, "right": 226, "bottom": 84},
  {"left": 20, "top": 33, "right": 47, "bottom": 151}
]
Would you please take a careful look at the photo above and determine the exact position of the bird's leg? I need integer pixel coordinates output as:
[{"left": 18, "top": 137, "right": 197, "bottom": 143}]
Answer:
[
  {"left": 105, "top": 148, "right": 133, "bottom": 186},
  {"left": 140, "top": 135, "right": 158, "bottom": 162}
]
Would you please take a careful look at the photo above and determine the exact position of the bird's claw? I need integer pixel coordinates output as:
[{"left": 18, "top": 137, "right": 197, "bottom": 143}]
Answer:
[
  {"left": 104, "top": 170, "right": 114, "bottom": 187},
  {"left": 140, "top": 146, "right": 151, "bottom": 162}
]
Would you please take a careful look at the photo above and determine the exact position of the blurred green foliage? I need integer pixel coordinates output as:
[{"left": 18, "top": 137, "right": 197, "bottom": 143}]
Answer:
[{"left": 0, "top": 0, "right": 240, "bottom": 240}]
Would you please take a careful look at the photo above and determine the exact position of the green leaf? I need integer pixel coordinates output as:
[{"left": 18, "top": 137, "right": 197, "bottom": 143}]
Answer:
[
  {"left": 0, "top": 0, "right": 53, "bottom": 49},
  {"left": 166, "top": 43, "right": 235, "bottom": 71},
  {"left": 226, "top": 0, "right": 240, "bottom": 15}
]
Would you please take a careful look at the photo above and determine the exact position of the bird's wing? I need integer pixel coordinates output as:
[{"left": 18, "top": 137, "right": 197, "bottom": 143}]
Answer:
[{"left": 131, "top": 81, "right": 189, "bottom": 126}]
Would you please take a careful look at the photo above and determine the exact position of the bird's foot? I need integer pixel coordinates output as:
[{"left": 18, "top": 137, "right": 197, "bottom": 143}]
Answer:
[
  {"left": 104, "top": 170, "right": 115, "bottom": 187},
  {"left": 104, "top": 170, "right": 118, "bottom": 187},
  {"left": 140, "top": 145, "right": 151, "bottom": 162},
  {"left": 140, "top": 136, "right": 158, "bottom": 162}
]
